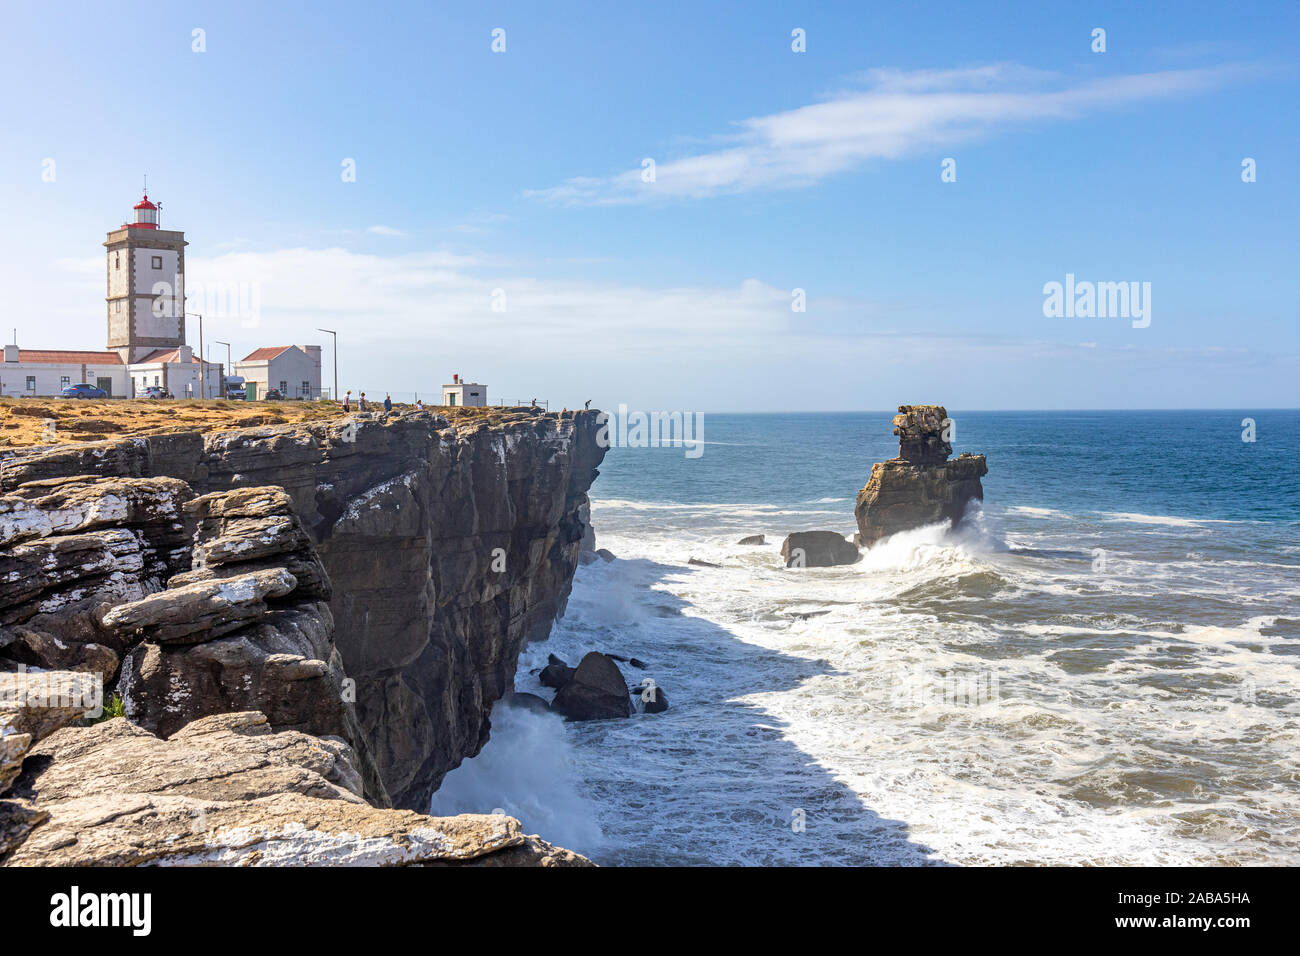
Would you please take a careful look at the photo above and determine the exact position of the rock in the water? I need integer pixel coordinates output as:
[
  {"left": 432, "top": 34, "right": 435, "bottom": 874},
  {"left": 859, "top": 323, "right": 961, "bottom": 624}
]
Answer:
[
  {"left": 551, "top": 652, "right": 631, "bottom": 721},
  {"left": 595, "top": 548, "right": 616, "bottom": 563},
  {"left": 854, "top": 405, "right": 987, "bottom": 547},
  {"left": 687, "top": 557, "right": 721, "bottom": 568},
  {"left": 738, "top": 534, "right": 765, "bottom": 545},
  {"left": 501, "top": 692, "right": 551, "bottom": 715},
  {"left": 780, "top": 531, "right": 860, "bottom": 568},
  {"left": 891, "top": 403, "right": 953, "bottom": 464},
  {"left": 633, "top": 679, "right": 669, "bottom": 714},
  {"left": 607, "top": 653, "right": 647, "bottom": 670},
  {"left": 538, "top": 654, "right": 576, "bottom": 689}
]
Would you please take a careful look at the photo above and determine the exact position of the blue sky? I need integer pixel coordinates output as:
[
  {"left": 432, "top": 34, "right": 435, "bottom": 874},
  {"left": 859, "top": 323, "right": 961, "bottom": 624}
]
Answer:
[{"left": 2, "top": 0, "right": 1297, "bottom": 409}]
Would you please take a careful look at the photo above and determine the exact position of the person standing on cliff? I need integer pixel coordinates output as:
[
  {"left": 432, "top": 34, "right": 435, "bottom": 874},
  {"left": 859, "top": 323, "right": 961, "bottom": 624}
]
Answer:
[
  {"left": 584, "top": 399, "right": 591, "bottom": 409},
  {"left": 359, "top": 392, "right": 367, "bottom": 412},
  {"left": 384, "top": 393, "right": 393, "bottom": 412},
  {"left": 343, "top": 390, "right": 351, "bottom": 412}
]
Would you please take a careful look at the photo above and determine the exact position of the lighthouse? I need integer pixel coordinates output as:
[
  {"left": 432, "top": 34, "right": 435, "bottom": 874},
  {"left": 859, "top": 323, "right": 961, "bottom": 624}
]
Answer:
[{"left": 105, "top": 192, "right": 188, "bottom": 363}]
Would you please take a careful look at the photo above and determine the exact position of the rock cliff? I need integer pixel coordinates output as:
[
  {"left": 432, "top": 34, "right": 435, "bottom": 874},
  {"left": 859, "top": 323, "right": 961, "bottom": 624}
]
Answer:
[
  {"left": 854, "top": 405, "right": 987, "bottom": 546},
  {"left": 1, "top": 682, "right": 587, "bottom": 867},
  {"left": 0, "top": 408, "right": 605, "bottom": 811}
]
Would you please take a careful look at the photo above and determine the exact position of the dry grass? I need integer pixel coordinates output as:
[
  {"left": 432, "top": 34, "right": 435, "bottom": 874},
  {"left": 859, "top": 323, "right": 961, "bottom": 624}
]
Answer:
[
  {"left": 0, "top": 397, "right": 337, "bottom": 448},
  {"left": 0, "top": 397, "right": 543, "bottom": 448}
]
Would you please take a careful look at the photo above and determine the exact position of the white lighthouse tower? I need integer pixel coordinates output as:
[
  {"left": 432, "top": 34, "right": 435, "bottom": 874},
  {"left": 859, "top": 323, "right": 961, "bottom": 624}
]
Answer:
[{"left": 105, "top": 191, "right": 188, "bottom": 363}]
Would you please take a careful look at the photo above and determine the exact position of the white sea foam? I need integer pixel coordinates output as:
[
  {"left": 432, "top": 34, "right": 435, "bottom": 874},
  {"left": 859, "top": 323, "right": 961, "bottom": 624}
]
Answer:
[
  {"left": 1008, "top": 505, "right": 1067, "bottom": 518},
  {"left": 595, "top": 498, "right": 849, "bottom": 520},
  {"left": 1098, "top": 511, "right": 1245, "bottom": 528},
  {"left": 428, "top": 700, "right": 604, "bottom": 853},
  {"left": 456, "top": 494, "right": 1300, "bottom": 866}
]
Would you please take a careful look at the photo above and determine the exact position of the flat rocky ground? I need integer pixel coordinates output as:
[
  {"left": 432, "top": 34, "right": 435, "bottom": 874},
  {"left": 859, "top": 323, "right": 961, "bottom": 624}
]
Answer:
[{"left": 0, "top": 398, "right": 527, "bottom": 448}]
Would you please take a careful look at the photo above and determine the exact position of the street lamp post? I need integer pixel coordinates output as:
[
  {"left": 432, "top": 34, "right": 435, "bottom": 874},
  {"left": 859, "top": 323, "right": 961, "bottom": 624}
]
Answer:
[
  {"left": 214, "top": 340, "right": 231, "bottom": 398},
  {"left": 186, "top": 312, "right": 204, "bottom": 398},
  {"left": 317, "top": 328, "right": 337, "bottom": 402}
]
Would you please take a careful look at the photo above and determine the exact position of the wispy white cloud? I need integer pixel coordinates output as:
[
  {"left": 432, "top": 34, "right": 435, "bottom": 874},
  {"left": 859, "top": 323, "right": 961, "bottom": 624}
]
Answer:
[
  {"left": 526, "top": 63, "right": 1248, "bottom": 204},
  {"left": 366, "top": 224, "right": 406, "bottom": 236},
  {"left": 446, "top": 212, "right": 511, "bottom": 235},
  {"left": 36, "top": 244, "right": 1289, "bottom": 407}
]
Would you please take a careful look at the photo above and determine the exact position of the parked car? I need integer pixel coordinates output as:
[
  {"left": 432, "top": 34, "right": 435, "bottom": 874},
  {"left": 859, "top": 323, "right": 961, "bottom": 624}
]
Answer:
[
  {"left": 142, "top": 385, "right": 169, "bottom": 399},
  {"left": 60, "top": 384, "right": 108, "bottom": 400},
  {"left": 264, "top": 388, "right": 284, "bottom": 401}
]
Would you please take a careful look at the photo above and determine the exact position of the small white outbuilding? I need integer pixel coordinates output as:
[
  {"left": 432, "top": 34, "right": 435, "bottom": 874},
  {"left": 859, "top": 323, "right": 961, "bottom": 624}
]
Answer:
[{"left": 441, "top": 374, "right": 487, "bottom": 407}]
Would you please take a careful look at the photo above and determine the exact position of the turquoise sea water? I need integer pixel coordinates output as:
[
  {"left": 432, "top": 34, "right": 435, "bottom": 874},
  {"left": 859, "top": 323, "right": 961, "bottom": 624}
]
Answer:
[
  {"left": 436, "top": 410, "right": 1300, "bottom": 865},
  {"left": 594, "top": 410, "right": 1300, "bottom": 523}
]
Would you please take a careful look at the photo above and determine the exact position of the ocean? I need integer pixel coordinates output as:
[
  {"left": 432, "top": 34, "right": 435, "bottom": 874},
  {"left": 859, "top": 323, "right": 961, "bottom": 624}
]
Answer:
[{"left": 431, "top": 410, "right": 1300, "bottom": 865}]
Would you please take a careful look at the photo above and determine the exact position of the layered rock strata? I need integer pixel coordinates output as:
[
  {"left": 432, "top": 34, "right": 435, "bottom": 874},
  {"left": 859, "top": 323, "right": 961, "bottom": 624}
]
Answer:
[
  {"left": 854, "top": 405, "right": 987, "bottom": 546},
  {"left": 0, "top": 409, "right": 605, "bottom": 810},
  {"left": 2, "top": 699, "right": 588, "bottom": 867},
  {"left": 1, "top": 670, "right": 104, "bottom": 858}
]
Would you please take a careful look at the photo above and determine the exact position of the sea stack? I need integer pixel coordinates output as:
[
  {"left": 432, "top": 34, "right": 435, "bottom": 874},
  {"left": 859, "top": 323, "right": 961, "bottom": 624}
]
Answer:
[{"left": 854, "top": 405, "right": 987, "bottom": 547}]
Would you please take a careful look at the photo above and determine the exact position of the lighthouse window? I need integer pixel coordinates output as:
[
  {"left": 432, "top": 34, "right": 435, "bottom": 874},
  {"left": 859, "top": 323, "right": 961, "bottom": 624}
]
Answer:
[
  {"left": 151, "top": 256, "right": 162, "bottom": 269},
  {"left": 115, "top": 301, "right": 122, "bottom": 313},
  {"left": 115, "top": 253, "right": 120, "bottom": 269}
]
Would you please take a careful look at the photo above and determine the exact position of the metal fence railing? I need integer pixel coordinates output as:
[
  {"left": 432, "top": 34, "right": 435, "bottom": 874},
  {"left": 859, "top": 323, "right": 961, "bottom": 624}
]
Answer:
[{"left": 325, "top": 394, "right": 551, "bottom": 411}]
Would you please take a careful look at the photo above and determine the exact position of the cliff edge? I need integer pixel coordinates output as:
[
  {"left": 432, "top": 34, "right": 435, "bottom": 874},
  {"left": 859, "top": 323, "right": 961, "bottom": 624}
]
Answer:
[
  {"left": 0, "top": 407, "right": 606, "bottom": 812},
  {"left": 1, "top": 676, "right": 588, "bottom": 866}
]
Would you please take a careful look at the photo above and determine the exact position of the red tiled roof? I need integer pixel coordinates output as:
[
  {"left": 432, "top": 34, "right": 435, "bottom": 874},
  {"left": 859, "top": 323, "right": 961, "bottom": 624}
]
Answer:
[
  {"left": 134, "top": 348, "right": 181, "bottom": 363},
  {"left": 133, "top": 349, "right": 211, "bottom": 365},
  {"left": 241, "top": 346, "right": 292, "bottom": 362},
  {"left": 15, "top": 349, "right": 123, "bottom": 365}
]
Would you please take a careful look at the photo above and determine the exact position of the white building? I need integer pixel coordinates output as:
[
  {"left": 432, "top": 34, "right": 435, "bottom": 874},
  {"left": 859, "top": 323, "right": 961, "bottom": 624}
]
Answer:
[
  {"left": 0, "top": 346, "right": 128, "bottom": 398},
  {"left": 129, "top": 346, "right": 222, "bottom": 399},
  {"left": 0, "top": 192, "right": 225, "bottom": 398},
  {"left": 105, "top": 193, "right": 188, "bottom": 364},
  {"left": 441, "top": 374, "right": 487, "bottom": 407},
  {"left": 233, "top": 345, "right": 322, "bottom": 400},
  {"left": 1, "top": 192, "right": 331, "bottom": 401}
]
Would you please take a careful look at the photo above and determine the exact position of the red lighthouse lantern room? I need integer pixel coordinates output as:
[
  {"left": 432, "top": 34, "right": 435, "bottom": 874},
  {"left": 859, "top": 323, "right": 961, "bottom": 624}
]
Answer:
[{"left": 127, "top": 194, "right": 159, "bottom": 229}]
